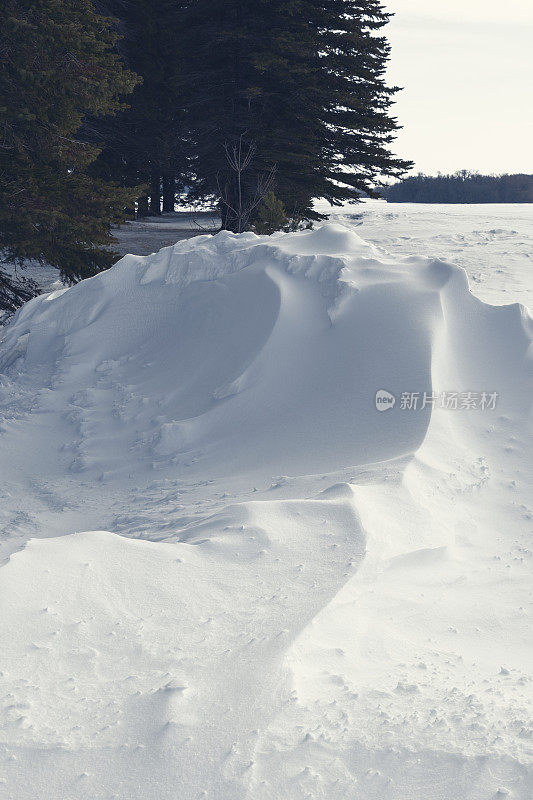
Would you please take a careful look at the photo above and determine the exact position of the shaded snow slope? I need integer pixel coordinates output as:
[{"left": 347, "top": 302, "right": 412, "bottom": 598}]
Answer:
[{"left": 0, "top": 224, "right": 532, "bottom": 799}]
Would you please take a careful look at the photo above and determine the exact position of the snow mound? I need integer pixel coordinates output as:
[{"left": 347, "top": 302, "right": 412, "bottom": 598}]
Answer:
[
  {"left": 2, "top": 223, "right": 531, "bottom": 479},
  {"left": 0, "top": 223, "right": 532, "bottom": 799}
]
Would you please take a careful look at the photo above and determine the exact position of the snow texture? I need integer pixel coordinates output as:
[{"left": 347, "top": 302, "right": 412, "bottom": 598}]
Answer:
[{"left": 0, "top": 212, "right": 532, "bottom": 799}]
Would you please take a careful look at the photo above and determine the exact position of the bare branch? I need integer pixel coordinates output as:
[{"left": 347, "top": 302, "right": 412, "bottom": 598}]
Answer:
[{"left": 218, "top": 135, "right": 276, "bottom": 233}]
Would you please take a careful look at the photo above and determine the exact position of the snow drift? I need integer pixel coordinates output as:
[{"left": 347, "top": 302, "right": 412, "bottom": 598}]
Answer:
[{"left": 0, "top": 224, "right": 532, "bottom": 799}]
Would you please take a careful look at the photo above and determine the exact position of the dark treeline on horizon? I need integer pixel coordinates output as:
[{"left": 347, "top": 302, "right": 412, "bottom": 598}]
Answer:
[{"left": 382, "top": 171, "right": 533, "bottom": 203}]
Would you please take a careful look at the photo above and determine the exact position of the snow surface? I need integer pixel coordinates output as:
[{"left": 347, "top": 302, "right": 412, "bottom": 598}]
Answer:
[
  {"left": 0, "top": 217, "right": 532, "bottom": 799},
  {"left": 320, "top": 200, "right": 533, "bottom": 310}
]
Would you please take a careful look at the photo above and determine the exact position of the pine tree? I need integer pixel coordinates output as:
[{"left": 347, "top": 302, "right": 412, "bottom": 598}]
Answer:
[
  {"left": 0, "top": 0, "right": 141, "bottom": 310},
  {"left": 175, "top": 0, "right": 411, "bottom": 231},
  {"left": 254, "top": 192, "right": 288, "bottom": 235},
  {"left": 91, "top": 0, "right": 187, "bottom": 216}
]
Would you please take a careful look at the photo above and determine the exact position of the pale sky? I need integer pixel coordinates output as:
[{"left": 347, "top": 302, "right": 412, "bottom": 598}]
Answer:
[{"left": 383, "top": 0, "right": 533, "bottom": 175}]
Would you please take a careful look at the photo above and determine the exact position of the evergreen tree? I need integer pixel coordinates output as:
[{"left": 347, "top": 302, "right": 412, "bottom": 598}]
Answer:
[
  {"left": 254, "top": 192, "right": 290, "bottom": 235},
  {"left": 0, "top": 0, "right": 141, "bottom": 310},
  {"left": 175, "top": 0, "right": 411, "bottom": 231},
  {"left": 91, "top": 0, "right": 187, "bottom": 215}
]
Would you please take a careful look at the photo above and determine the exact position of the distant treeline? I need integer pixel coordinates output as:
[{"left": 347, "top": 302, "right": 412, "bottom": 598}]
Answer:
[{"left": 381, "top": 171, "right": 533, "bottom": 203}]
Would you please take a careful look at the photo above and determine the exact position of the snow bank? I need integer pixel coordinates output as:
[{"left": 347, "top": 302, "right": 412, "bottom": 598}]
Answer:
[
  {"left": 2, "top": 224, "right": 531, "bottom": 478},
  {"left": 0, "top": 224, "right": 532, "bottom": 799}
]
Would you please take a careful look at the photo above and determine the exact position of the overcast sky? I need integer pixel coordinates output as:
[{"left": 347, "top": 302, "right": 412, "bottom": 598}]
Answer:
[{"left": 383, "top": 0, "right": 533, "bottom": 175}]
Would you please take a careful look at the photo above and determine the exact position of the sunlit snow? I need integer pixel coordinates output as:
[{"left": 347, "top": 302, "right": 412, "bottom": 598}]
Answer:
[{"left": 0, "top": 206, "right": 532, "bottom": 799}]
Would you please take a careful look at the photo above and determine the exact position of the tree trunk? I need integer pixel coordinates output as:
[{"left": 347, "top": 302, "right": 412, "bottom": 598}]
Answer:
[
  {"left": 137, "top": 194, "right": 149, "bottom": 217},
  {"left": 162, "top": 173, "right": 175, "bottom": 213},
  {"left": 149, "top": 173, "right": 161, "bottom": 215},
  {"left": 220, "top": 182, "right": 242, "bottom": 233},
  {"left": 220, "top": 202, "right": 229, "bottom": 230}
]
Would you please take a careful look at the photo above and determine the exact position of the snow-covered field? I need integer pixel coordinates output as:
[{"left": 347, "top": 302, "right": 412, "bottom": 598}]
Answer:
[
  {"left": 324, "top": 200, "right": 533, "bottom": 308},
  {"left": 0, "top": 204, "right": 532, "bottom": 799}
]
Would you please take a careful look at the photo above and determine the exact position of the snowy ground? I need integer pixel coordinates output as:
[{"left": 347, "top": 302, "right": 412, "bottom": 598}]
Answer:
[
  {"left": 0, "top": 212, "right": 219, "bottom": 324},
  {"left": 323, "top": 200, "right": 533, "bottom": 308},
  {"left": 0, "top": 204, "right": 532, "bottom": 799},
  {"left": 111, "top": 211, "right": 220, "bottom": 258}
]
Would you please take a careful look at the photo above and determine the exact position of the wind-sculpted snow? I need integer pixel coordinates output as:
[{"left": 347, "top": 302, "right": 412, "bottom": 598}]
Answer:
[{"left": 0, "top": 224, "right": 532, "bottom": 799}]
